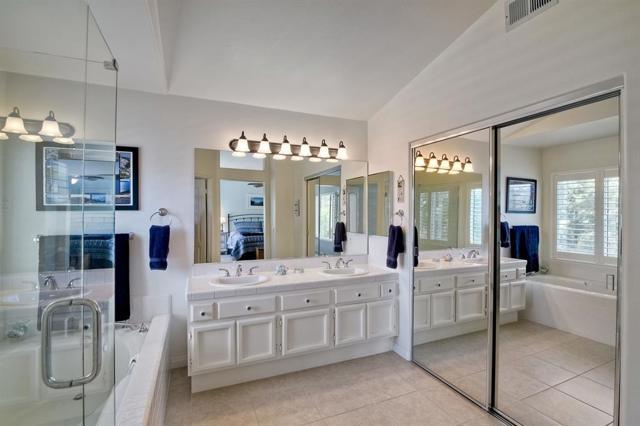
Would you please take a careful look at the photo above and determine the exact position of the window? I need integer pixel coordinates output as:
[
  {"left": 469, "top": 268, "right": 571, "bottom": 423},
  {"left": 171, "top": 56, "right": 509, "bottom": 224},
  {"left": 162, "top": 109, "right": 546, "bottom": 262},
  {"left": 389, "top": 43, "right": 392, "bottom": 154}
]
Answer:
[
  {"left": 416, "top": 185, "right": 458, "bottom": 247},
  {"left": 553, "top": 169, "right": 618, "bottom": 263},
  {"left": 468, "top": 187, "right": 483, "bottom": 246},
  {"left": 429, "top": 191, "right": 450, "bottom": 241}
]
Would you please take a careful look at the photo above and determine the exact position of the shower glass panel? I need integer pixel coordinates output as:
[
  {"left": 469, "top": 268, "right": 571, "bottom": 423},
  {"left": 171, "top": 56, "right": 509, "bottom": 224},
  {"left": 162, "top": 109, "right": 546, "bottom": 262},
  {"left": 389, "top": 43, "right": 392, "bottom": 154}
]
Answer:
[
  {"left": 494, "top": 95, "right": 620, "bottom": 426},
  {"left": 0, "top": 2, "right": 118, "bottom": 425},
  {"left": 412, "top": 129, "right": 491, "bottom": 407}
]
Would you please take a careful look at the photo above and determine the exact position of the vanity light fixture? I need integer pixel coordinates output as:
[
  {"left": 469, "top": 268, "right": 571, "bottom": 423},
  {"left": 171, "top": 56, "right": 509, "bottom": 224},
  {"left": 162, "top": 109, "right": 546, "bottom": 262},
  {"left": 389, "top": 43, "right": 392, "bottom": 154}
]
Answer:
[
  {"left": 426, "top": 152, "right": 439, "bottom": 172},
  {"left": 326, "top": 157, "right": 338, "bottom": 163},
  {"left": 0, "top": 132, "right": 8, "bottom": 140},
  {"left": 272, "top": 153, "right": 286, "bottom": 160},
  {"left": 257, "top": 133, "right": 272, "bottom": 154},
  {"left": 318, "top": 139, "right": 330, "bottom": 159},
  {"left": 39, "top": 111, "right": 64, "bottom": 138},
  {"left": 437, "top": 154, "right": 450, "bottom": 174},
  {"left": 308, "top": 156, "right": 322, "bottom": 163},
  {"left": 463, "top": 157, "right": 474, "bottom": 173},
  {"left": 291, "top": 153, "right": 304, "bottom": 161},
  {"left": 19, "top": 134, "right": 43, "bottom": 142},
  {"left": 235, "top": 131, "right": 250, "bottom": 153},
  {"left": 451, "top": 155, "right": 463, "bottom": 173},
  {"left": 414, "top": 151, "right": 426, "bottom": 171},
  {"left": 2, "top": 107, "right": 27, "bottom": 134},
  {"left": 336, "top": 141, "right": 348, "bottom": 160},
  {"left": 53, "top": 137, "right": 74, "bottom": 145},
  {"left": 299, "top": 137, "right": 312, "bottom": 157},
  {"left": 279, "top": 135, "right": 293, "bottom": 156}
]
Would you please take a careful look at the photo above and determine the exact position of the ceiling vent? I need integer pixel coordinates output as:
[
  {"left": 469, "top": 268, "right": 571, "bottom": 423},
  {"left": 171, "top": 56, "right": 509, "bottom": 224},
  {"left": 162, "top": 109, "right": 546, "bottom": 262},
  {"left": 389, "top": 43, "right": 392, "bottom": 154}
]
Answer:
[{"left": 505, "top": 0, "right": 558, "bottom": 31}]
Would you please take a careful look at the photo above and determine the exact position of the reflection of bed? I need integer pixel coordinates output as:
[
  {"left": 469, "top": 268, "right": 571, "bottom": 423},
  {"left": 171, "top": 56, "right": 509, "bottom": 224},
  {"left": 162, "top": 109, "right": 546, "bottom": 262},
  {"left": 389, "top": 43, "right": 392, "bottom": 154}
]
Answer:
[{"left": 226, "top": 213, "right": 264, "bottom": 260}]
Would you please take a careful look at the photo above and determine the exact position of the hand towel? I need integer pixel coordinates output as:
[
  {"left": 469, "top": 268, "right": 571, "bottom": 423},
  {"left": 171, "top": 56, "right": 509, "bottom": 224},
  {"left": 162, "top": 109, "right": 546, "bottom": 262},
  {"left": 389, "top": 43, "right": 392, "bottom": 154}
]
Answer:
[
  {"left": 510, "top": 225, "right": 539, "bottom": 273},
  {"left": 386, "top": 225, "right": 405, "bottom": 269},
  {"left": 500, "top": 221, "right": 511, "bottom": 248},
  {"left": 333, "top": 221, "right": 347, "bottom": 253},
  {"left": 149, "top": 225, "right": 170, "bottom": 270},
  {"left": 413, "top": 226, "right": 419, "bottom": 267}
]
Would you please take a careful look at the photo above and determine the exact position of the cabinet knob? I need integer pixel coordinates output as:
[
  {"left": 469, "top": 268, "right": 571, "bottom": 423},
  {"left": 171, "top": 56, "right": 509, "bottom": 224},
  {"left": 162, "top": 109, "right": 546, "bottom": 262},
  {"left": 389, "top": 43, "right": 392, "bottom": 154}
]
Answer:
[
  {"left": 388, "top": 289, "right": 393, "bottom": 293},
  {"left": 357, "top": 293, "right": 362, "bottom": 297},
  {"left": 436, "top": 283, "right": 441, "bottom": 287},
  {"left": 200, "top": 311, "right": 206, "bottom": 317},
  {"left": 246, "top": 306, "right": 252, "bottom": 311},
  {"left": 305, "top": 298, "right": 310, "bottom": 303}
]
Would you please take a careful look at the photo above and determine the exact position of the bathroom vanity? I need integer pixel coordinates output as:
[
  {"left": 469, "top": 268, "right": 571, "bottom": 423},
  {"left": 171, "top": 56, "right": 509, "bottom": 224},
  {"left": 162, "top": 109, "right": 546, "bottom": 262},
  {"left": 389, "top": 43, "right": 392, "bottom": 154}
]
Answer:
[
  {"left": 413, "top": 258, "right": 527, "bottom": 345},
  {"left": 186, "top": 265, "right": 399, "bottom": 392}
]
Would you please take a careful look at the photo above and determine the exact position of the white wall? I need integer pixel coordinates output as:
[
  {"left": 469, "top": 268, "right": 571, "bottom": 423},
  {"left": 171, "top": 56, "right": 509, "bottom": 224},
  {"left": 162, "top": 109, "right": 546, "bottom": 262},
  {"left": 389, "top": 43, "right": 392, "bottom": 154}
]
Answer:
[{"left": 367, "top": 0, "right": 640, "bottom": 420}]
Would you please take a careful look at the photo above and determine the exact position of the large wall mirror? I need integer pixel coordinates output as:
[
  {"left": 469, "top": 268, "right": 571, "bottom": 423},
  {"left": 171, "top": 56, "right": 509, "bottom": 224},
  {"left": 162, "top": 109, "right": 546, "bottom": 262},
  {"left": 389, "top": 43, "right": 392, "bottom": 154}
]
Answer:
[
  {"left": 194, "top": 148, "right": 368, "bottom": 263},
  {"left": 368, "top": 171, "right": 393, "bottom": 237}
]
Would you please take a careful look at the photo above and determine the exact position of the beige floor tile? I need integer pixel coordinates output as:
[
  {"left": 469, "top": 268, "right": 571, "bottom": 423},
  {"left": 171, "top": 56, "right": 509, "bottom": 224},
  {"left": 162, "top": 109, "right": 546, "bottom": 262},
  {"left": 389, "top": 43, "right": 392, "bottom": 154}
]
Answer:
[
  {"left": 375, "top": 391, "right": 453, "bottom": 426},
  {"left": 555, "top": 376, "right": 614, "bottom": 415},
  {"left": 508, "top": 355, "right": 577, "bottom": 386},
  {"left": 252, "top": 387, "right": 323, "bottom": 426},
  {"left": 421, "top": 386, "right": 483, "bottom": 425},
  {"left": 459, "top": 413, "right": 508, "bottom": 426},
  {"left": 534, "top": 345, "right": 606, "bottom": 375},
  {"left": 582, "top": 361, "right": 615, "bottom": 389},
  {"left": 523, "top": 388, "right": 612, "bottom": 426},
  {"left": 497, "top": 391, "right": 563, "bottom": 426},
  {"left": 451, "top": 370, "right": 488, "bottom": 404}
]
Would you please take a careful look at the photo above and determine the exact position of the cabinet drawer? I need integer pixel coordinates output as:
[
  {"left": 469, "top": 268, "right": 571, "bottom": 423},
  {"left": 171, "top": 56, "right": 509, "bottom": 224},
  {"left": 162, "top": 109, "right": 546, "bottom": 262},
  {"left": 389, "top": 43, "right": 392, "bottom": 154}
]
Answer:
[
  {"left": 190, "top": 303, "right": 214, "bottom": 322},
  {"left": 335, "top": 284, "right": 380, "bottom": 304},
  {"left": 216, "top": 296, "right": 276, "bottom": 319},
  {"left": 381, "top": 282, "right": 397, "bottom": 298},
  {"left": 456, "top": 273, "right": 486, "bottom": 288},
  {"left": 500, "top": 269, "right": 517, "bottom": 282},
  {"left": 417, "top": 276, "right": 455, "bottom": 293},
  {"left": 281, "top": 289, "right": 331, "bottom": 311}
]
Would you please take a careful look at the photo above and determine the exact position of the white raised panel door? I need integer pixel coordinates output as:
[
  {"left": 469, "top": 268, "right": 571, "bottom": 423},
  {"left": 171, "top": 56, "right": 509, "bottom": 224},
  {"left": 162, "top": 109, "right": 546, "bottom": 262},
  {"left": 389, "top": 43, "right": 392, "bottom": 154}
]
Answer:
[
  {"left": 430, "top": 290, "right": 455, "bottom": 328},
  {"left": 456, "top": 287, "right": 486, "bottom": 322},
  {"left": 500, "top": 283, "right": 510, "bottom": 312},
  {"left": 335, "top": 304, "right": 366, "bottom": 346},
  {"left": 413, "top": 294, "right": 430, "bottom": 331},
  {"left": 190, "top": 321, "right": 236, "bottom": 373},
  {"left": 510, "top": 281, "right": 526, "bottom": 310},
  {"left": 367, "top": 299, "right": 397, "bottom": 339},
  {"left": 237, "top": 316, "right": 277, "bottom": 365},
  {"left": 281, "top": 308, "right": 331, "bottom": 357}
]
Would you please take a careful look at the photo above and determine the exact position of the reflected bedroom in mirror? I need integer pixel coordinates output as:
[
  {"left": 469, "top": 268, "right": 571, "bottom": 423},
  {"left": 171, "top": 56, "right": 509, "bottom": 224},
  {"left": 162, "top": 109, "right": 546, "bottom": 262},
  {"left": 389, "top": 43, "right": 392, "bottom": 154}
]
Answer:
[{"left": 194, "top": 148, "right": 368, "bottom": 263}]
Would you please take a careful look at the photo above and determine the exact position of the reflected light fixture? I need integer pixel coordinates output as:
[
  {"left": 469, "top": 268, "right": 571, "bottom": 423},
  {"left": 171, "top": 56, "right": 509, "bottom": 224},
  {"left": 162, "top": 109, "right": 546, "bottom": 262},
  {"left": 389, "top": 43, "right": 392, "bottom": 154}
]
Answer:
[
  {"left": 318, "top": 139, "right": 330, "bottom": 159},
  {"left": 426, "top": 152, "right": 439, "bottom": 172},
  {"left": 309, "top": 156, "right": 322, "bottom": 163},
  {"left": 326, "top": 157, "right": 338, "bottom": 163},
  {"left": 299, "top": 137, "right": 312, "bottom": 157},
  {"left": 451, "top": 155, "right": 463, "bottom": 173},
  {"left": 414, "top": 151, "right": 426, "bottom": 171},
  {"left": 257, "top": 133, "right": 272, "bottom": 155},
  {"left": 463, "top": 157, "right": 474, "bottom": 173},
  {"left": 0, "top": 132, "right": 8, "bottom": 140},
  {"left": 272, "top": 154, "right": 286, "bottom": 160},
  {"left": 437, "top": 154, "right": 450, "bottom": 174},
  {"left": 19, "top": 134, "right": 43, "bottom": 142},
  {"left": 2, "top": 107, "right": 27, "bottom": 134},
  {"left": 279, "top": 135, "right": 293, "bottom": 156},
  {"left": 39, "top": 111, "right": 63, "bottom": 137},
  {"left": 53, "top": 137, "right": 74, "bottom": 145},
  {"left": 336, "top": 141, "right": 348, "bottom": 160},
  {"left": 235, "top": 131, "right": 250, "bottom": 152}
]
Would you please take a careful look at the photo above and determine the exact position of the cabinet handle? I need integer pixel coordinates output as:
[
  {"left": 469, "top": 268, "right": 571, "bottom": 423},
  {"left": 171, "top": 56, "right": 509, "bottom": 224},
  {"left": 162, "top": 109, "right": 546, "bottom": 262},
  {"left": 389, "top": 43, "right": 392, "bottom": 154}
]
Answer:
[
  {"left": 305, "top": 298, "right": 310, "bottom": 303},
  {"left": 246, "top": 306, "right": 252, "bottom": 311}
]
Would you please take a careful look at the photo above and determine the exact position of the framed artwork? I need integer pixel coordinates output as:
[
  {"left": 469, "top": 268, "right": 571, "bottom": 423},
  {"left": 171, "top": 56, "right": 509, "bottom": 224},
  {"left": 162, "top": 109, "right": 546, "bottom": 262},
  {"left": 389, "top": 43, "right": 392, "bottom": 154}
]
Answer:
[
  {"left": 506, "top": 177, "right": 537, "bottom": 214},
  {"left": 36, "top": 144, "right": 139, "bottom": 211},
  {"left": 246, "top": 194, "right": 264, "bottom": 209}
]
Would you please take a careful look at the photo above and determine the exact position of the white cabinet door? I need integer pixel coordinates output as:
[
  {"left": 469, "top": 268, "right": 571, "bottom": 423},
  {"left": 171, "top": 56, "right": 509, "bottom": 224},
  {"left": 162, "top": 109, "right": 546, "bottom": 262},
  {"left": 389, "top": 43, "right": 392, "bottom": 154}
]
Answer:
[
  {"left": 237, "top": 316, "right": 277, "bottom": 365},
  {"left": 413, "top": 294, "right": 431, "bottom": 331},
  {"left": 367, "top": 299, "right": 397, "bottom": 339},
  {"left": 431, "top": 290, "right": 455, "bottom": 328},
  {"left": 190, "top": 321, "right": 236, "bottom": 373},
  {"left": 500, "top": 283, "right": 510, "bottom": 312},
  {"left": 510, "top": 281, "right": 526, "bottom": 310},
  {"left": 335, "top": 304, "right": 366, "bottom": 346},
  {"left": 456, "top": 287, "right": 486, "bottom": 323},
  {"left": 281, "top": 308, "right": 331, "bottom": 357}
]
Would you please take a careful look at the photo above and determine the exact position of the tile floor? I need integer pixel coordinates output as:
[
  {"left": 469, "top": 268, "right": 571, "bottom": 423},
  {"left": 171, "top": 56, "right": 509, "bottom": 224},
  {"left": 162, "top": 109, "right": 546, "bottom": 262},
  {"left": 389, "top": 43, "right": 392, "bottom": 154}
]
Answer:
[
  {"left": 414, "top": 320, "right": 615, "bottom": 426},
  {"left": 165, "top": 352, "right": 505, "bottom": 426}
]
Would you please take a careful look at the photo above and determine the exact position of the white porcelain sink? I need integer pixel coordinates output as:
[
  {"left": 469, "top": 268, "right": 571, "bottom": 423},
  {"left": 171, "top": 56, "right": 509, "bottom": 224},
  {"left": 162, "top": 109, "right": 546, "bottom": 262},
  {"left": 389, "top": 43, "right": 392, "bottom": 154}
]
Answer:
[
  {"left": 416, "top": 261, "right": 439, "bottom": 270},
  {"left": 210, "top": 275, "right": 270, "bottom": 286},
  {"left": 320, "top": 267, "right": 369, "bottom": 277}
]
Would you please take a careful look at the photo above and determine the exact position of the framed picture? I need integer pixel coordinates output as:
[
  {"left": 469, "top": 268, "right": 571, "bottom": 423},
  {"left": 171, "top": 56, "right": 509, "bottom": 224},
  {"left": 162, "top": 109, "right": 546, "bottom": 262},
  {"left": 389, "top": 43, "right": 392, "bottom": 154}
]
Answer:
[
  {"left": 506, "top": 177, "right": 537, "bottom": 214},
  {"left": 246, "top": 194, "right": 264, "bottom": 209},
  {"left": 36, "top": 143, "right": 139, "bottom": 211}
]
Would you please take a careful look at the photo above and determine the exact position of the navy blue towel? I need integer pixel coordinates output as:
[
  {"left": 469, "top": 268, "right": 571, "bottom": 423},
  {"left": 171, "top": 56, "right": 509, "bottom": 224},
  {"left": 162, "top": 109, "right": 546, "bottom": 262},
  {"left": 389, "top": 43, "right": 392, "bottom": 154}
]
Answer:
[
  {"left": 413, "top": 226, "right": 419, "bottom": 267},
  {"left": 510, "top": 225, "right": 539, "bottom": 273},
  {"left": 149, "top": 225, "right": 170, "bottom": 270},
  {"left": 333, "top": 222, "right": 347, "bottom": 253},
  {"left": 500, "top": 221, "right": 511, "bottom": 248},
  {"left": 386, "top": 225, "right": 405, "bottom": 269}
]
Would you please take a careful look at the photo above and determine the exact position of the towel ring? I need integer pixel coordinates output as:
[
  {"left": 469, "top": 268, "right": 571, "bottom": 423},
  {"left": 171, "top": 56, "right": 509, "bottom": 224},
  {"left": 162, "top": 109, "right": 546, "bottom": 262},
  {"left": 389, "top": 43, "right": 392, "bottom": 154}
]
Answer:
[{"left": 150, "top": 208, "right": 172, "bottom": 225}]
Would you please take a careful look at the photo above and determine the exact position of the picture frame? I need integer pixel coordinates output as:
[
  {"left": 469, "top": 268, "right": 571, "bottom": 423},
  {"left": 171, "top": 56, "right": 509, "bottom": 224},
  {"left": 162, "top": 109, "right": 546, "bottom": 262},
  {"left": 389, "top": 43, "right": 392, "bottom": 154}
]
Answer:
[
  {"left": 246, "top": 194, "right": 264, "bottom": 209},
  {"left": 506, "top": 177, "right": 537, "bottom": 214},
  {"left": 35, "top": 143, "right": 139, "bottom": 211}
]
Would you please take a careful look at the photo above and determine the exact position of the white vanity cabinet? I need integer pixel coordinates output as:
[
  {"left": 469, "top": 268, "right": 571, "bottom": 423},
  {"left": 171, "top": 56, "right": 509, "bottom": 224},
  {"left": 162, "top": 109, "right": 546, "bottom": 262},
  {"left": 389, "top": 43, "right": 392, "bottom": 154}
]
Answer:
[
  {"left": 187, "top": 276, "right": 398, "bottom": 386},
  {"left": 430, "top": 290, "right": 456, "bottom": 327},
  {"left": 456, "top": 286, "right": 486, "bottom": 323}
]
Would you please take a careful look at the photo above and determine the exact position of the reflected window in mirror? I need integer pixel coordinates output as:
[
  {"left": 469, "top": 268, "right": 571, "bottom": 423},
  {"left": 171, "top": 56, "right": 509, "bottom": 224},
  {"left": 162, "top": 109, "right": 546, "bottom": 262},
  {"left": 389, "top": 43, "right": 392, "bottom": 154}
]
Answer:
[{"left": 367, "top": 171, "right": 393, "bottom": 237}]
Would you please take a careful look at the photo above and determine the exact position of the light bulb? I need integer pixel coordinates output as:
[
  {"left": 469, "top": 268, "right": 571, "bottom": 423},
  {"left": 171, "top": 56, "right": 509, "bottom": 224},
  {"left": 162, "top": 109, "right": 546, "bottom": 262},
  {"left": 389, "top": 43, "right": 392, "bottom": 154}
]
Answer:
[
  {"left": 19, "top": 134, "right": 43, "bottom": 142},
  {"left": 53, "top": 137, "right": 74, "bottom": 145},
  {"left": 299, "top": 137, "right": 312, "bottom": 157},
  {"left": 336, "top": 141, "right": 348, "bottom": 160},
  {"left": 257, "top": 133, "right": 272, "bottom": 154},
  {"left": 318, "top": 139, "right": 330, "bottom": 159},
  {"left": 463, "top": 157, "right": 474, "bottom": 173},
  {"left": 279, "top": 135, "right": 293, "bottom": 156},
  {"left": 39, "top": 111, "right": 63, "bottom": 137},
  {"left": 451, "top": 155, "right": 463, "bottom": 172},
  {"left": 236, "top": 131, "right": 250, "bottom": 152},
  {"left": 426, "top": 152, "right": 439, "bottom": 172},
  {"left": 2, "top": 107, "right": 27, "bottom": 134}
]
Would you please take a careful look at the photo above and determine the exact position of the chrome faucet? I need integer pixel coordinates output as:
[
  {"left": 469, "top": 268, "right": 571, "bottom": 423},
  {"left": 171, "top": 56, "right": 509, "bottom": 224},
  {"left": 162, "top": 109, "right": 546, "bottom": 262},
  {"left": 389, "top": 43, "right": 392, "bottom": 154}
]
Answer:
[
  {"left": 219, "top": 268, "right": 230, "bottom": 277},
  {"left": 321, "top": 261, "right": 332, "bottom": 270},
  {"left": 42, "top": 275, "right": 59, "bottom": 290},
  {"left": 248, "top": 266, "right": 259, "bottom": 275},
  {"left": 236, "top": 264, "right": 243, "bottom": 277},
  {"left": 275, "top": 265, "right": 289, "bottom": 276},
  {"left": 466, "top": 249, "right": 480, "bottom": 259},
  {"left": 335, "top": 257, "right": 345, "bottom": 269},
  {"left": 344, "top": 259, "right": 354, "bottom": 267},
  {"left": 67, "top": 277, "right": 81, "bottom": 289}
]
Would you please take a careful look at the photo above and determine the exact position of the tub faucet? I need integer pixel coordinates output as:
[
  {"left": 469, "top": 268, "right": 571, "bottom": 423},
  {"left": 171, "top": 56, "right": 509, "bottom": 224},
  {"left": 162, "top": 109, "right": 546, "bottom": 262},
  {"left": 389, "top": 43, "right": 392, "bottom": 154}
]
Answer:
[{"left": 236, "top": 264, "right": 243, "bottom": 277}]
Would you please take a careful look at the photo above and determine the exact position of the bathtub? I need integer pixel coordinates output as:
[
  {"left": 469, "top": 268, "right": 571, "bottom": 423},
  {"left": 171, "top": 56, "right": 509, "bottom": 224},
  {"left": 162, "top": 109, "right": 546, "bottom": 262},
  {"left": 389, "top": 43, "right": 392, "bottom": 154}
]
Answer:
[{"left": 522, "top": 275, "right": 617, "bottom": 346}]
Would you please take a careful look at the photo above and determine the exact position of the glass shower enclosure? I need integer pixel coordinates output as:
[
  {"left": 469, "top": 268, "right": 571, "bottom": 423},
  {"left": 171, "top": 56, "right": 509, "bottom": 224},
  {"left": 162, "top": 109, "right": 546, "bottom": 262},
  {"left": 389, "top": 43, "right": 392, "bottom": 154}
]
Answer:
[{"left": 0, "top": 1, "right": 118, "bottom": 425}]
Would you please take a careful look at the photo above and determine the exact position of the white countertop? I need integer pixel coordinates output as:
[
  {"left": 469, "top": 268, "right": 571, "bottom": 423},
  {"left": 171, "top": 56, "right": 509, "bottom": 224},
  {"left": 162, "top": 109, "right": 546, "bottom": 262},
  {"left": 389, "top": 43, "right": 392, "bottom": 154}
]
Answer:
[
  {"left": 414, "top": 257, "right": 527, "bottom": 276},
  {"left": 187, "top": 265, "right": 399, "bottom": 301}
]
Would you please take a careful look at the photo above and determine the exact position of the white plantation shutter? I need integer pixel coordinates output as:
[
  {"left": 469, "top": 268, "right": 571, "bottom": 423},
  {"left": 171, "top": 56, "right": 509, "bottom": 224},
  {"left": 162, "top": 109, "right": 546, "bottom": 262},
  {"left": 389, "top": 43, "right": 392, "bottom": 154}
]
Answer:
[
  {"left": 555, "top": 174, "right": 596, "bottom": 257},
  {"left": 429, "top": 191, "right": 450, "bottom": 241},
  {"left": 603, "top": 172, "right": 619, "bottom": 259},
  {"left": 468, "top": 187, "right": 482, "bottom": 246}
]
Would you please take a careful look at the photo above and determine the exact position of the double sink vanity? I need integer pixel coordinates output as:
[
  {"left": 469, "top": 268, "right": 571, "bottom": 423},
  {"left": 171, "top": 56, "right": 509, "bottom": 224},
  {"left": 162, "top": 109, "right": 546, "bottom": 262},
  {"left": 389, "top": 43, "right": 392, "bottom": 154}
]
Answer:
[{"left": 186, "top": 261, "right": 399, "bottom": 392}]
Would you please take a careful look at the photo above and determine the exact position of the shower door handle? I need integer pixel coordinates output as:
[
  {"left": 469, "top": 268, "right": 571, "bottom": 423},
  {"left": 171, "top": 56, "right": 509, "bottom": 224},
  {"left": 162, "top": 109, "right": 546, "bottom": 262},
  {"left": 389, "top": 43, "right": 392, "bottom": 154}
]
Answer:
[{"left": 41, "top": 298, "right": 102, "bottom": 389}]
